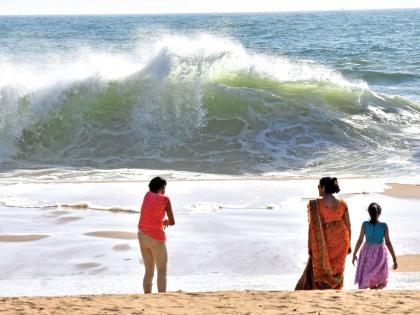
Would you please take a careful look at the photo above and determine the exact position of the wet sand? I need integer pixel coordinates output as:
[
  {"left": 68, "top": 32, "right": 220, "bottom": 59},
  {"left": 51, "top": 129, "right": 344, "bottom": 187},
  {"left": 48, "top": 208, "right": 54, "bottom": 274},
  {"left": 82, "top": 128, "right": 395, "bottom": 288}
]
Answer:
[
  {"left": 0, "top": 234, "right": 49, "bottom": 242},
  {"left": 383, "top": 183, "right": 420, "bottom": 199},
  {"left": 1, "top": 290, "right": 419, "bottom": 314},
  {"left": 84, "top": 231, "right": 137, "bottom": 240},
  {"left": 396, "top": 255, "right": 420, "bottom": 272}
]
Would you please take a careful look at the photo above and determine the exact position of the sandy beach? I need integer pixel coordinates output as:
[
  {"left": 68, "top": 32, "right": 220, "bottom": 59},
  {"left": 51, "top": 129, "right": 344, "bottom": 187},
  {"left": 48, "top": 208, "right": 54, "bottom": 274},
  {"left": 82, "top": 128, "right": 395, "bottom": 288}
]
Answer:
[{"left": 1, "top": 290, "right": 419, "bottom": 314}]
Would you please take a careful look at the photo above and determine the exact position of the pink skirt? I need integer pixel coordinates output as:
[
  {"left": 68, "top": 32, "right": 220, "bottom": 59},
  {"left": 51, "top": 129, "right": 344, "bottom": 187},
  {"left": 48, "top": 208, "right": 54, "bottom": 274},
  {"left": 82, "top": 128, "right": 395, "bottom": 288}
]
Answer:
[{"left": 355, "top": 243, "right": 389, "bottom": 289}]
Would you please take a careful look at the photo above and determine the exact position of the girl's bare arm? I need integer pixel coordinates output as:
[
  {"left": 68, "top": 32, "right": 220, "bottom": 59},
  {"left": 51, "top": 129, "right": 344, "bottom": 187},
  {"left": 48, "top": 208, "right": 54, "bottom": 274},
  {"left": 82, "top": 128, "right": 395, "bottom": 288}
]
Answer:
[
  {"left": 352, "top": 224, "right": 365, "bottom": 265},
  {"left": 384, "top": 224, "right": 397, "bottom": 269}
]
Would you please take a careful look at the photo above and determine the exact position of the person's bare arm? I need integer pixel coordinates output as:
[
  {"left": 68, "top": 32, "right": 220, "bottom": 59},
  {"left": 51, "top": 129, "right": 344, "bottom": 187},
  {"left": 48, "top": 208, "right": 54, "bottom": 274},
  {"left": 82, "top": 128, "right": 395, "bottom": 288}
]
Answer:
[
  {"left": 343, "top": 204, "right": 352, "bottom": 254},
  {"left": 163, "top": 200, "right": 175, "bottom": 229},
  {"left": 384, "top": 224, "right": 398, "bottom": 270},
  {"left": 352, "top": 224, "right": 365, "bottom": 265}
]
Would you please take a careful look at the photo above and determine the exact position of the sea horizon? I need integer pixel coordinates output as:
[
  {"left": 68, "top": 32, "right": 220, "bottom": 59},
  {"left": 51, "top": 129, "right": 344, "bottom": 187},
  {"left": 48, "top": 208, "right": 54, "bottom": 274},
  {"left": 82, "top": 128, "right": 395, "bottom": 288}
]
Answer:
[{"left": 1, "top": 7, "right": 419, "bottom": 17}]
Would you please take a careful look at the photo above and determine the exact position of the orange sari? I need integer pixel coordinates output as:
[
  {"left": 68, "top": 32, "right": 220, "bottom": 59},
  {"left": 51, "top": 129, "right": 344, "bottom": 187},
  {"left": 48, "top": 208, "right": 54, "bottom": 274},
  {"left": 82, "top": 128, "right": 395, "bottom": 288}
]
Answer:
[{"left": 296, "top": 199, "right": 350, "bottom": 290}]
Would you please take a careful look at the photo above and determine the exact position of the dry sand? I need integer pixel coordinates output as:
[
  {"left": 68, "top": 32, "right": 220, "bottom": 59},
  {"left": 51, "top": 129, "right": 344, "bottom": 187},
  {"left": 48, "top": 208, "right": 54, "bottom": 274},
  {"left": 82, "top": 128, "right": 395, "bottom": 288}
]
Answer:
[
  {"left": 383, "top": 183, "right": 420, "bottom": 199},
  {"left": 1, "top": 290, "right": 419, "bottom": 314}
]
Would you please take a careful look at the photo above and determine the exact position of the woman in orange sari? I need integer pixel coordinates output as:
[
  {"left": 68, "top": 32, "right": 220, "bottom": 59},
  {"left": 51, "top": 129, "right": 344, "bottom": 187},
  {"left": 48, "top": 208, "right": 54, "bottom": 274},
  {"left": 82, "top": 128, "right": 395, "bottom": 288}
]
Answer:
[{"left": 296, "top": 177, "right": 351, "bottom": 290}]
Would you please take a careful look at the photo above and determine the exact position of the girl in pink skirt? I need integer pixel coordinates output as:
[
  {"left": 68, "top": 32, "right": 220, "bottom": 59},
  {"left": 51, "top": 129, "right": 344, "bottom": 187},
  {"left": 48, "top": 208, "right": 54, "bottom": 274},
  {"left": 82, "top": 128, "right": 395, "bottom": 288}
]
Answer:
[{"left": 352, "top": 203, "right": 398, "bottom": 289}]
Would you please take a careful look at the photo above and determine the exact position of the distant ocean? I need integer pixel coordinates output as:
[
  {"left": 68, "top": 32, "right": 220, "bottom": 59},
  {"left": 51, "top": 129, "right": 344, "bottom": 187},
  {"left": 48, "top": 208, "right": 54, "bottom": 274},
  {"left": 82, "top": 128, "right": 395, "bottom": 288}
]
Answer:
[{"left": 0, "top": 9, "right": 419, "bottom": 179}]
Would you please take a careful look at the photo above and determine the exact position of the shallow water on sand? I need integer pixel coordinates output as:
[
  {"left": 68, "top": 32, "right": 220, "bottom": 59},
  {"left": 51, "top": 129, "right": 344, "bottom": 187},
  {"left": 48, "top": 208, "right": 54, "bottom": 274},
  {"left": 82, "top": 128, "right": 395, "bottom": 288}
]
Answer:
[{"left": 0, "top": 179, "right": 419, "bottom": 295}]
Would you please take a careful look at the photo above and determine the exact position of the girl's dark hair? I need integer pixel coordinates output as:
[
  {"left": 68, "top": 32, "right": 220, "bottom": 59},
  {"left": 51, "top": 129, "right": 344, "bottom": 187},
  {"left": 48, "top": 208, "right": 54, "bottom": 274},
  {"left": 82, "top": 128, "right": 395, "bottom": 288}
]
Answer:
[
  {"left": 319, "top": 177, "right": 340, "bottom": 194},
  {"left": 149, "top": 177, "right": 167, "bottom": 193},
  {"left": 368, "top": 202, "right": 382, "bottom": 224}
]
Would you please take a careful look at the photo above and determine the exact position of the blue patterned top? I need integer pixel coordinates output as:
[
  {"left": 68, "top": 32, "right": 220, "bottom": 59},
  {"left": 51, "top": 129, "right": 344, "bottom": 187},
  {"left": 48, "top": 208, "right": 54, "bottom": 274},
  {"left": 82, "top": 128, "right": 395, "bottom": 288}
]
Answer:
[{"left": 363, "top": 221, "right": 387, "bottom": 244}]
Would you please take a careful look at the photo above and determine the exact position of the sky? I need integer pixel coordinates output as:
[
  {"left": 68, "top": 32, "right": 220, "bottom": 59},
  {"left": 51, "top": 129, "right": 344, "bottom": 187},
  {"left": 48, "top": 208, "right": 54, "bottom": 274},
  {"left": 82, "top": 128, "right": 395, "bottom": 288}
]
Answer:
[{"left": 1, "top": 0, "right": 419, "bottom": 15}]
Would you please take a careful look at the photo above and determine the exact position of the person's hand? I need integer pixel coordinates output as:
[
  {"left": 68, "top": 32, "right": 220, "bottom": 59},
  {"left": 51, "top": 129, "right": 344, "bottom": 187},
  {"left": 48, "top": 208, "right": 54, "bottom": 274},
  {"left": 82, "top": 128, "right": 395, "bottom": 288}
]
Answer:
[
  {"left": 393, "top": 260, "right": 398, "bottom": 270},
  {"left": 163, "top": 219, "right": 169, "bottom": 229},
  {"left": 352, "top": 254, "right": 357, "bottom": 266},
  {"left": 348, "top": 247, "right": 352, "bottom": 255}
]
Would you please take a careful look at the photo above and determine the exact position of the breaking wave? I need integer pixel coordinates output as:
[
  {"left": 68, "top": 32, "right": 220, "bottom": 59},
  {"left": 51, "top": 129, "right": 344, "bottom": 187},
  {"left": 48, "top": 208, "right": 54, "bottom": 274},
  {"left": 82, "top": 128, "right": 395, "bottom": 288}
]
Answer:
[{"left": 1, "top": 34, "right": 419, "bottom": 175}]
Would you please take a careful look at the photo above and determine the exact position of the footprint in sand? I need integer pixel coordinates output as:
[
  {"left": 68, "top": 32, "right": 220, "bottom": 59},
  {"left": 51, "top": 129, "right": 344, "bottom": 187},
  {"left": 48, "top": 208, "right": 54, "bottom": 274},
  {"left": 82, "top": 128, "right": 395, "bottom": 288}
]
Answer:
[
  {"left": 56, "top": 216, "right": 82, "bottom": 224},
  {"left": 45, "top": 210, "right": 70, "bottom": 217},
  {"left": 74, "top": 262, "right": 108, "bottom": 274},
  {"left": 75, "top": 262, "right": 102, "bottom": 269},
  {"left": 112, "top": 243, "right": 131, "bottom": 251}
]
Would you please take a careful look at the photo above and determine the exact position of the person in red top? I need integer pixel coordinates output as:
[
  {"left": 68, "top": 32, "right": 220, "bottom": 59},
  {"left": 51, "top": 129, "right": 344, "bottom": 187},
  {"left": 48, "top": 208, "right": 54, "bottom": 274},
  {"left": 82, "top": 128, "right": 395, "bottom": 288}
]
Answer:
[{"left": 137, "top": 177, "right": 175, "bottom": 293}]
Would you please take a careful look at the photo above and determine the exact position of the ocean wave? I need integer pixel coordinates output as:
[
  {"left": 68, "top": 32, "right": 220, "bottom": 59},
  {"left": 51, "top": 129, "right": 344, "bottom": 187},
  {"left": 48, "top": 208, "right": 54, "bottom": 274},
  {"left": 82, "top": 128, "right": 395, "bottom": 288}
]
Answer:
[
  {"left": 359, "top": 70, "right": 418, "bottom": 85},
  {"left": 0, "top": 34, "right": 419, "bottom": 175}
]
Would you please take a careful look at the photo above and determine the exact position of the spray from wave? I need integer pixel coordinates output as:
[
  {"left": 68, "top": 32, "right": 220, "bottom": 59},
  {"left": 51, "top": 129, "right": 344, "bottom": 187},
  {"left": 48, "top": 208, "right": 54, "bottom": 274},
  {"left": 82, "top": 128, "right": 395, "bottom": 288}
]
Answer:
[{"left": 0, "top": 34, "right": 419, "bottom": 175}]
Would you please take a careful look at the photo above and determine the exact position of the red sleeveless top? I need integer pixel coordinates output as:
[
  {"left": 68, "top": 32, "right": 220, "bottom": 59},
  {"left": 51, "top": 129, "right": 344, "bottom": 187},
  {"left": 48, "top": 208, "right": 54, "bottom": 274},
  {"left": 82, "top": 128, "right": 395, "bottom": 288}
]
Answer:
[{"left": 138, "top": 191, "right": 169, "bottom": 242}]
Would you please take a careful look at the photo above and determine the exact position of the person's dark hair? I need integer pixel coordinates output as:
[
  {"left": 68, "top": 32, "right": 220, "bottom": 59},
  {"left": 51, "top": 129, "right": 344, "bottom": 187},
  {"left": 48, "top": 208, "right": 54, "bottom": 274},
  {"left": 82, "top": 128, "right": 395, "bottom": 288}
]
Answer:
[
  {"left": 319, "top": 177, "right": 340, "bottom": 194},
  {"left": 368, "top": 202, "right": 382, "bottom": 224},
  {"left": 149, "top": 177, "right": 167, "bottom": 193}
]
